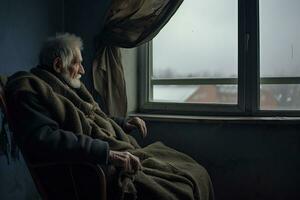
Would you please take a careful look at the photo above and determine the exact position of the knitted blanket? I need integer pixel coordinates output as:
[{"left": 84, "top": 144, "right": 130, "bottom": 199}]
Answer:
[{"left": 6, "top": 68, "right": 214, "bottom": 200}]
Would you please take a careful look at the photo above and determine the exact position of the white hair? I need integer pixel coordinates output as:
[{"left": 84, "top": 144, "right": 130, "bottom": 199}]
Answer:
[{"left": 39, "top": 33, "right": 83, "bottom": 69}]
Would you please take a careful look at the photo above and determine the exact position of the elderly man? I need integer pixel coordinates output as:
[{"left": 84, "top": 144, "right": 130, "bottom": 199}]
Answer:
[{"left": 6, "top": 33, "right": 214, "bottom": 200}]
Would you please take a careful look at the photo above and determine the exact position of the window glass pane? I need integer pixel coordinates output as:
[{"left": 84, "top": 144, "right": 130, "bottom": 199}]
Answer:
[
  {"left": 260, "top": 84, "right": 300, "bottom": 110},
  {"left": 152, "top": 85, "right": 237, "bottom": 104},
  {"left": 152, "top": 0, "right": 238, "bottom": 79},
  {"left": 260, "top": 0, "right": 300, "bottom": 78},
  {"left": 260, "top": 0, "right": 300, "bottom": 110}
]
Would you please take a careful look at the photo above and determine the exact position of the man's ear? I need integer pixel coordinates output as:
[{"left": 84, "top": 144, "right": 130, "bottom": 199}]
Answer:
[{"left": 53, "top": 57, "right": 63, "bottom": 73}]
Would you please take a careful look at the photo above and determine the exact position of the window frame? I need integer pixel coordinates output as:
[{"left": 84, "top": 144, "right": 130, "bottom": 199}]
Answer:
[{"left": 138, "top": 0, "right": 300, "bottom": 117}]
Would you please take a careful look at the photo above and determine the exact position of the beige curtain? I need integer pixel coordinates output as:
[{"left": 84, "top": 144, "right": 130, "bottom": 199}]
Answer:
[{"left": 93, "top": 0, "right": 183, "bottom": 117}]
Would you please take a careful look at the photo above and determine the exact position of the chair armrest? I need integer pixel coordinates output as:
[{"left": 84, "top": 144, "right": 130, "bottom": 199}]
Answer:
[{"left": 28, "top": 161, "right": 107, "bottom": 200}]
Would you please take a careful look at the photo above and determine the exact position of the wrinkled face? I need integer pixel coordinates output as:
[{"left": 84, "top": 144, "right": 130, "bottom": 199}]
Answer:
[{"left": 61, "top": 48, "right": 85, "bottom": 88}]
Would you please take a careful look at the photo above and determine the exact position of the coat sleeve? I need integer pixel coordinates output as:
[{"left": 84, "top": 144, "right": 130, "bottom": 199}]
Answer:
[
  {"left": 111, "top": 116, "right": 127, "bottom": 129},
  {"left": 9, "top": 92, "right": 109, "bottom": 165}
]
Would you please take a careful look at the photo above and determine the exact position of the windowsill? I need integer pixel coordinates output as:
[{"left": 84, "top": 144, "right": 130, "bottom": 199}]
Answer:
[{"left": 129, "top": 113, "right": 300, "bottom": 124}]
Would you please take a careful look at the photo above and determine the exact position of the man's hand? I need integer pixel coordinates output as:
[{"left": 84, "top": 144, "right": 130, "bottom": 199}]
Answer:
[
  {"left": 123, "top": 117, "right": 148, "bottom": 138},
  {"left": 108, "top": 150, "right": 142, "bottom": 174}
]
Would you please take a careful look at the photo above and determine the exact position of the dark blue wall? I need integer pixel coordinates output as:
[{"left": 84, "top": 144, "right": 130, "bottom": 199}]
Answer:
[
  {"left": 141, "top": 119, "right": 300, "bottom": 200},
  {"left": 0, "top": 0, "right": 63, "bottom": 199},
  {"left": 0, "top": 0, "right": 63, "bottom": 75},
  {"left": 1, "top": 0, "right": 299, "bottom": 200}
]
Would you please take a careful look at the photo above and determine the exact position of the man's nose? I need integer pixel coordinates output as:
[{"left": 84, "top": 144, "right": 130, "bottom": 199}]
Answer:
[{"left": 79, "top": 64, "right": 85, "bottom": 75}]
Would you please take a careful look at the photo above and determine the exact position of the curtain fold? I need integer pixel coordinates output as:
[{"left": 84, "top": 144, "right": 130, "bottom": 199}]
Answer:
[{"left": 93, "top": 0, "right": 183, "bottom": 117}]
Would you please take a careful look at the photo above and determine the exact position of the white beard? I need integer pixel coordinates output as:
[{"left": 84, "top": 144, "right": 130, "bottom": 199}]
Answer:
[{"left": 61, "top": 72, "right": 82, "bottom": 89}]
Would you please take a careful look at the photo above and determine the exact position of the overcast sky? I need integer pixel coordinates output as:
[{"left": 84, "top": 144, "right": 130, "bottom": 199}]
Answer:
[{"left": 153, "top": 0, "right": 300, "bottom": 78}]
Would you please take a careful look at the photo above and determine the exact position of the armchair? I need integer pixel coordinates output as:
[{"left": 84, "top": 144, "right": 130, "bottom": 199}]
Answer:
[{"left": 0, "top": 78, "right": 107, "bottom": 200}]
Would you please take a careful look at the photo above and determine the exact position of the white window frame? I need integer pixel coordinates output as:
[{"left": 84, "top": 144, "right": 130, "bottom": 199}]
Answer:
[{"left": 138, "top": 0, "right": 300, "bottom": 117}]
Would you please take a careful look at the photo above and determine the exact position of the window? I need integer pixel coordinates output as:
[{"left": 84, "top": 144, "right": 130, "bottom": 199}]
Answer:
[{"left": 139, "top": 0, "right": 300, "bottom": 116}]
